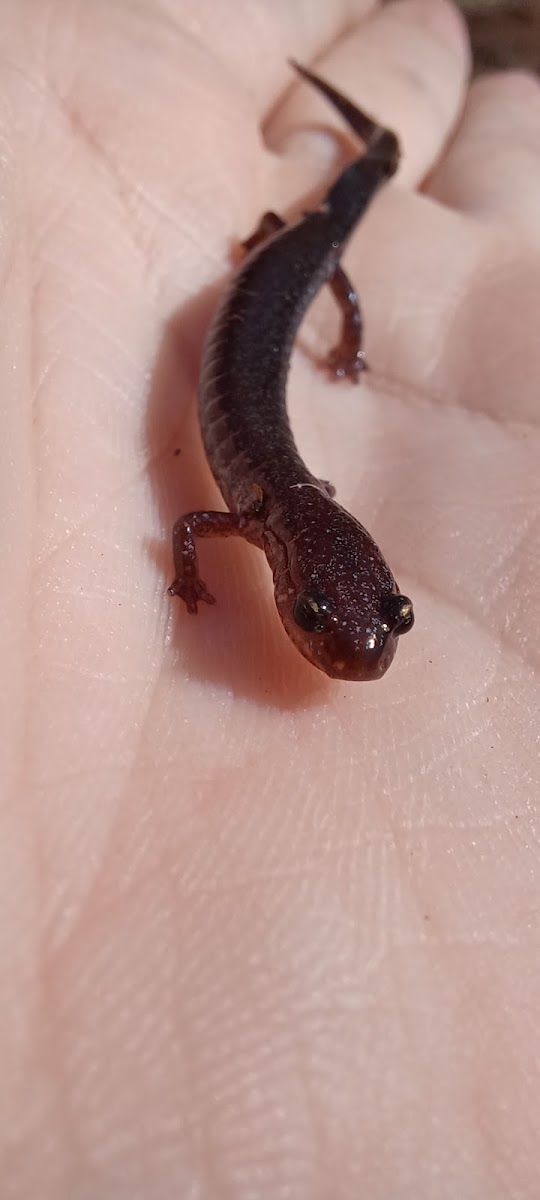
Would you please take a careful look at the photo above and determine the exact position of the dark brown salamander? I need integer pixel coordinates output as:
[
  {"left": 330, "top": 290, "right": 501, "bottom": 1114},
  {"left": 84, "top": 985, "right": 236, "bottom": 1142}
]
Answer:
[{"left": 169, "top": 62, "right": 414, "bottom": 681}]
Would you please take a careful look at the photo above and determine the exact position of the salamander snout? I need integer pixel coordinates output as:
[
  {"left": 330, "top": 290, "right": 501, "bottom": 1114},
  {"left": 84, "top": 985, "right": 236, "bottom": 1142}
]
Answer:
[{"left": 284, "top": 587, "right": 414, "bottom": 682}]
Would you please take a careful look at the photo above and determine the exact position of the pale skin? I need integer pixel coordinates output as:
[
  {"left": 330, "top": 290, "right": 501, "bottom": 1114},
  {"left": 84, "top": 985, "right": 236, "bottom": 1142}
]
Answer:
[{"left": 1, "top": 0, "right": 539, "bottom": 1195}]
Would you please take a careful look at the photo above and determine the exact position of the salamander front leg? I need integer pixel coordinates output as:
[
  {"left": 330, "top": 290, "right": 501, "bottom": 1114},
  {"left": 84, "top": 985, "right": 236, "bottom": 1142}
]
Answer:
[
  {"left": 325, "top": 265, "right": 366, "bottom": 383},
  {"left": 169, "top": 511, "right": 248, "bottom": 614}
]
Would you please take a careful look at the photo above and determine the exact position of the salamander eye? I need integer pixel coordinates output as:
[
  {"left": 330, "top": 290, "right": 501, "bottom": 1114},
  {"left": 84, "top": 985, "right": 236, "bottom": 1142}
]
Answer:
[
  {"left": 382, "top": 593, "right": 414, "bottom": 635},
  {"left": 293, "top": 590, "right": 336, "bottom": 633}
]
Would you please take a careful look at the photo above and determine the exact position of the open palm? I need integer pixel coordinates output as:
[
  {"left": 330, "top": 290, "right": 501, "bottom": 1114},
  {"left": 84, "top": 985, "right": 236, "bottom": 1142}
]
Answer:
[{"left": 2, "top": 0, "right": 539, "bottom": 1195}]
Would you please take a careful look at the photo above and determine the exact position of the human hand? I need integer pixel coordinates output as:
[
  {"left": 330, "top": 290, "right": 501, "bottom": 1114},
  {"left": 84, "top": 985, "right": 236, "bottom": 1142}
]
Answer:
[{"left": 2, "top": 0, "right": 539, "bottom": 1195}]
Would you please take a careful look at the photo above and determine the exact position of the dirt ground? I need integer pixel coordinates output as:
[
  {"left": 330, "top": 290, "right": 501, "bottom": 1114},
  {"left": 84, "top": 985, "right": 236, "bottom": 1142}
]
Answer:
[{"left": 460, "top": 0, "right": 540, "bottom": 72}]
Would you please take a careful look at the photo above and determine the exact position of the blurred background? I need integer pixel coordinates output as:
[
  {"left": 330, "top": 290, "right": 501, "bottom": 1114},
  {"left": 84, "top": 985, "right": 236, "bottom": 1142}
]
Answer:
[{"left": 457, "top": 0, "right": 540, "bottom": 72}]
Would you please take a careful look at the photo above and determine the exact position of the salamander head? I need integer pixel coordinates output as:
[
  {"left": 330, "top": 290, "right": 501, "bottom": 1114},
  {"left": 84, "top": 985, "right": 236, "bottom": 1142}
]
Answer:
[
  {"left": 278, "top": 584, "right": 414, "bottom": 680},
  {"left": 268, "top": 506, "right": 414, "bottom": 680},
  {"left": 265, "top": 494, "right": 414, "bottom": 681}
]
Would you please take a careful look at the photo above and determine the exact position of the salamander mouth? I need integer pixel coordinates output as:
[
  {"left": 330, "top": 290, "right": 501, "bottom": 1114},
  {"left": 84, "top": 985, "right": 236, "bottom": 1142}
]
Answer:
[
  {"left": 323, "top": 634, "right": 398, "bottom": 681},
  {"left": 275, "top": 590, "right": 399, "bottom": 681}
]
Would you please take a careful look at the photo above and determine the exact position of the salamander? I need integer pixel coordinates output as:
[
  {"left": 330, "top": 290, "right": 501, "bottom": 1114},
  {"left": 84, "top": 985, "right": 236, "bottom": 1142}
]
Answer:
[{"left": 169, "top": 61, "right": 414, "bottom": 681}]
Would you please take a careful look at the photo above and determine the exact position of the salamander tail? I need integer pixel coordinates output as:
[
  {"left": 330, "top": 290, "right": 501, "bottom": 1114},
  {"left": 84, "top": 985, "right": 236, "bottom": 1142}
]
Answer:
[{"left": 289, "top": 59, "right": 399, "bottom": 164}]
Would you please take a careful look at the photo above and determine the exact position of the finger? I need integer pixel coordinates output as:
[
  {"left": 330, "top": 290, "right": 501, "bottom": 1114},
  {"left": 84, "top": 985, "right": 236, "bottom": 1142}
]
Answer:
[
  {"left": 265, "top": 0, "right": 470, "bottom": 191},
  {"left": 220, "top": 0, "right": 378, "bottom": 110},
  {"left": 427, "top": 71, "right": 540, "bottom": 242}
]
